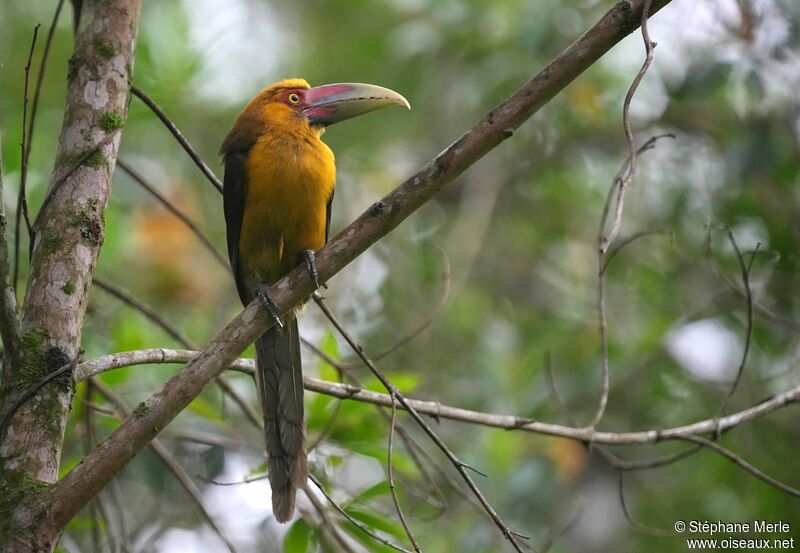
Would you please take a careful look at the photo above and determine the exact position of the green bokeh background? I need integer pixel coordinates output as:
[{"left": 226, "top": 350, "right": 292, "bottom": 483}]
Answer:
[{"left": 1, "top": 0, "right": 799, "bottom": 551}]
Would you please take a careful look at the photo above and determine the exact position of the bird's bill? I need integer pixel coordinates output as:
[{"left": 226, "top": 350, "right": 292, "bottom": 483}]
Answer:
[{"left": 303, "top": 83, "right": 410, "bottom": 126}]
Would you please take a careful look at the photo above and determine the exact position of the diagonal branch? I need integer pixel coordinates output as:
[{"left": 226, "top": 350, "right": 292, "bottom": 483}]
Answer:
[
  {"left": 45, "top": 0, "right": 674, "bottom": 532},
  {"left": 93, "top": 277, "right": 195, "bottom": 346},
  {"left": 116, "top": 159, "right": 229, "bottom": 270},
  {"left": 92, "top": 277, "right": 262, "bottom": 429},
  {"left": 312, "top": 294, "right": 526, "bottom": 549},
  {"left": 309, "top": 474, "right": 415, "bottom": 553},
  {"left": 129, "top": 86, "right": 223, "bottom": 193},
  {"left": 92, "top": 380, "right": 239, "bottom": 553}
]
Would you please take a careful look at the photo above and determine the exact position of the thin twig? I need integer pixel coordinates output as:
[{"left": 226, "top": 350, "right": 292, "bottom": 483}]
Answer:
[
  {"left": 214, "top": 374, "right": 262, "bottom": 430},
  {"left": 590, "top": 248, "right": 612, "bottom": 430},
  {"left": 543, "top": 352, "right": 577, "bottom": 427},
  {"left": 79, "top": 398, "right": 119, "bottom": 417},
  {"left": 14, "top": 24, "right": 41, "bottom": 291},
  {"left": 93, "top": 380, "right": 239, "bottom": 553},
  {"left": 302, "top": 484, "right": 360, "bottom": 553},
  {"left": 83, "top": 381, "right": 107, "bottom": 553},
  {"left": 93, "top": 277, "right": 195, "bottom": 346},
  {"left": 388, "top": 394, "right": 422, "bottom": 552},
  {"left": 116, "top": 159, "right": 229, "bottom": 270},
  {"left": 674, "top": 434, "right": 800, "bottom": 497},
  {"left": 82, "top": 380, "right": 121, "bottom": 553},
  {"left": 170, "top": 428, "right": 254, "bottom": 451},
  {"left": 129, "top": 85, "right": 223, "bottom": 193},
  {"left": 25, "top": 1, "right": 66, "bottom": 172},
  {"left": 713, "top": 228, "right": 756, "bottom": 421},
  {"left": 602, "top": 228, "right": 673, "bottom": 273},
  {"left": 34, "top": 132, "right": 116, "bottom": 228},
  {"left": 303, "top": 338, "right": 455, "bottom": 513},
  {"left": 603, "top": 445, "right": 704, "bottom": 472},
  {"left": 617, "top": 472, "right": 674, "bottom": 537},
  {"left": 198, "top": 472, "right": 266, "bottom": 486},
  {"left": 598, "top": 0, "right": 657, "bottom": 253},
  {"left": 309, "top": 474, "right": 415, "bottom": 553},
  {"left": 92, "top": 277, "right": 263, "bottom": 429},
  {"left": 589, "top": 0, "right": 658, "bottom": 429},
  {"left": 538, "top": 498, "right": 584, "bottom": 553},
  {"left": 545, "top": 353, "right": 701, "bottom": 472},
  {"left": 312, "top": 294, "right": 529, "bottom": 552},
  {"left": 390, "top": 427, "right": 450, "bottom": 516},
  {"left": 108, "top": 480, "right": 132, "bottom": 553},
  {"left": 357, "top": 245, "right": 451, "bottom": 365},
  {"left": 706, "top": 231, "right": 800, "bottom": 332},
  {"left": 305, "top": 351, "right": 344, "bottom": 453}
]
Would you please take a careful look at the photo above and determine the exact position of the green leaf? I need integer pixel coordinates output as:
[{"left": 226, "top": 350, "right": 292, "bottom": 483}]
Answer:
[
  {"left": 345, "top": 481, "right": 391, "bottom": 507},
  {"left": 345, "top": 527, "right": 398, "bottom": 553},
  {"left": 365, "top": 373, "right": 419, "bottom": 394},
  {"left": 317, "top": 330, "right": 341, "bottom": 381},
  {"left": 248, "top": 463, "right": 267, "bottom": 478},
  {"left": 187, "top": 396, "right": 225, "bottom": 423},
  {"left": 284, "top": 519, "right": 312, "bottom": 553},
  {"left": 345, "top": 506, "right": 406, "bottom": 539},
  {"left": 58, "top": 455, "right": 81, "bottom": 479}
]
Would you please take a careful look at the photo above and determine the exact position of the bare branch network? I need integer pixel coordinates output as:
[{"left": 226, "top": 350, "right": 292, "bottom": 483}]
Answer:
[
  {"left": 3, "top": 0, "right": 799, "bottom": 551},
  {"left": 40, "top": 0, "right": 679, "bottom": 539}
]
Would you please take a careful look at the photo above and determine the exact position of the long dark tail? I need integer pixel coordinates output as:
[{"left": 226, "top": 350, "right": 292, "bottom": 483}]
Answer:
[{"left": 255, "top": 315, "right": 308, "bottom": 523}]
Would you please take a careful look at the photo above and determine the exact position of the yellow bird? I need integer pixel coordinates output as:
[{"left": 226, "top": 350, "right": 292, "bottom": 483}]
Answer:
[{"left": 220, "top": 78, "right": 409, "bottom": 522}]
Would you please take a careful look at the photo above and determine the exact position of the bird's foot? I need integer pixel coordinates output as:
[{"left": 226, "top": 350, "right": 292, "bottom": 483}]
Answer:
[
  {"left": 300, "top": 249, "right": 326, "bottom": 289},
  {"left": 256, "top": 284, "right": 284, "bottom": 329}
]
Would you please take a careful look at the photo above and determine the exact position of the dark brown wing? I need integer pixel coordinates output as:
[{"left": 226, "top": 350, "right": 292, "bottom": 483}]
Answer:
[
  {"left": 222, "top": 150, "right": 250, "bottom": 305},
  {"left": 325, "top": 188, "right": 334, "bottom": 243}
]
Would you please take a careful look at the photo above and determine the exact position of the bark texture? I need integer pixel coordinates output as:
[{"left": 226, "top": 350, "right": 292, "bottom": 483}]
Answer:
[{"left": 0, "top": 1, "right": 142, "bottom": 550}]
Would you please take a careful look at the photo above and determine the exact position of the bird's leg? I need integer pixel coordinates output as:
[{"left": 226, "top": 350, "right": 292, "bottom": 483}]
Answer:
[
  {"left": 255, "top": 284, "right": 284, "bottom": 329},
  {"left": 300, "top": 249, "right": 326, "bottom": 289}
]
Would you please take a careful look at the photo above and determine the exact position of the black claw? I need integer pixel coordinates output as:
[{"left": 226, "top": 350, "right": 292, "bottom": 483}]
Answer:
[
  {"left": 301, "top": 249, "right": 325, "bottom": 289},
  {"left": 256, "top": 284, "right": 283, "bottom": 329}
]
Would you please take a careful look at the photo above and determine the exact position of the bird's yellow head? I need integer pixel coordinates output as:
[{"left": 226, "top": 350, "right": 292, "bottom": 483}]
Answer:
[{"left": 246, "top": 78, "right": 410, "bottom": 138}]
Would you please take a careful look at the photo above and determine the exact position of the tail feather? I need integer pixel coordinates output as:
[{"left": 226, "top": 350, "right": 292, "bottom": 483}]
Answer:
[{"left": 255, "top": 316, "right": 308, "bottom": 523}]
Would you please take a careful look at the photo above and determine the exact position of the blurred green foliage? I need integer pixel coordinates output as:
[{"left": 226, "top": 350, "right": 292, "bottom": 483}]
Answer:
[{"left": 1, "top": 0, "right": 799, "bottom": 551}]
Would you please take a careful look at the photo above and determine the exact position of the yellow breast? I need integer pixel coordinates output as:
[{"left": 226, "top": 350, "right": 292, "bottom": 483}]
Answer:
[{"left": 238, "top": 129, "right": 336, "bottom": 287}]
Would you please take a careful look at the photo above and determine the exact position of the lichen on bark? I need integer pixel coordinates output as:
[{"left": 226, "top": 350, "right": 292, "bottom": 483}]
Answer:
[{"left": 0, "top": 1, "right": 144, "bottom": 551}]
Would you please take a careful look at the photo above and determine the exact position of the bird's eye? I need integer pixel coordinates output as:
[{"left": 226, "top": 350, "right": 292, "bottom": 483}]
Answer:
[{"left": 288, "top": 93, "right": 300, "bottom": 104}]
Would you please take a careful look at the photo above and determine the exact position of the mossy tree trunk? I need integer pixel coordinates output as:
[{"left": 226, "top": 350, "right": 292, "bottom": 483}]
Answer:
[{"left": 0, "top": 1, "right": 143, "bottom": 550}]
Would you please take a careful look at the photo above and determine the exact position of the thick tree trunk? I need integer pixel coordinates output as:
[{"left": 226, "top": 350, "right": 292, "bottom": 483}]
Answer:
[{"left": 0, "top": 1, "right": 142, "bottom": 550}]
